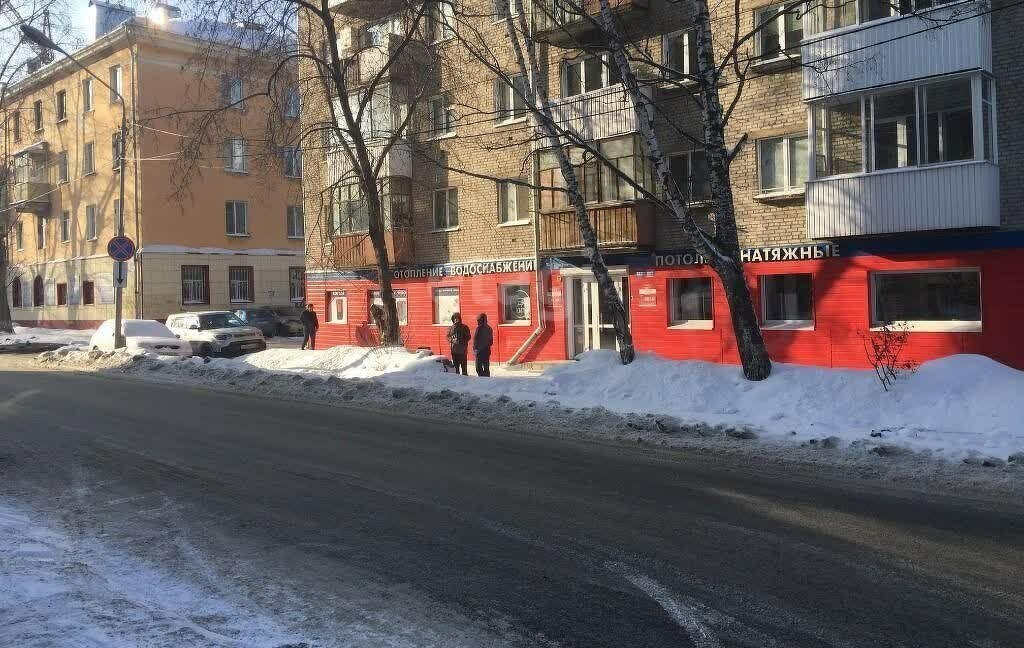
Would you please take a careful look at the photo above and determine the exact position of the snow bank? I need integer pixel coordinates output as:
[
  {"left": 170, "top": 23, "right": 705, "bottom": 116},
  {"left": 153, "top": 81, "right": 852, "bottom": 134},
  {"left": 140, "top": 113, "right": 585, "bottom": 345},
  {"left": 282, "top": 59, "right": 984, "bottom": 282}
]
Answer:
[{"left": 2, "top": 326, "right": 94, "bottom": 347}]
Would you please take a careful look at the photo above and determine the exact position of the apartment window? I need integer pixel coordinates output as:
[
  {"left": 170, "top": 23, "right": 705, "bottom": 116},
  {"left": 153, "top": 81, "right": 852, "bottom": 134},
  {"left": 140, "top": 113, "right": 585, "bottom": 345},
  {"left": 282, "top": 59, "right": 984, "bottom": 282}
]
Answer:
[
  {"left": 36, "top": 215, "right": 45, "bottom": 249},
  {"left": 109, "top": 65, "right": 122, "bottom": 101},
  {"left": 11, "top": 277, "right": 22, "bottom": 308},
  {"left": 427, "top": 0, "right": 455, "bottom": 42},
  {"left": 433, "top": 287, "right": 460, "bottom": 325},
  {"left": 228, "top": 266, "right": 255, "bottom": 303},
  {"left": 57, "top": 283, "right": 68, "bottom": 306},
  {"left": 761, "top": 274, "right": 813, "bottom": 328},
  {"left": 223, "top": 75, "right": 244, "bottom": 108},
  {"left": 498, "top": 180, "right": 529, "bottom": 224},
  {"left": 370, "top": 289, "right": 408, "bottom": 325},
  {"left": 60, "top": 210, "right": 71, "bottom": 243},
  {"left": 562, "top": 54, "right": 620, "bottom": 97},
  {"left": 871, "top": 270, "right": 981, "bottom": 331},
  {"left": 224, "top": 137, "right": 248, "bottom": 172},
  {"left": 758, "top": 135, "right": 808, "bottom": 193},
  {"left": 225, "top": 200, "right": 249, "bottom": 235},
  {"left": 538, "top": 137, "right": 652, "bottom": 209},
  {"left": 112, "top": 132, "right": 124, "bottom": 170},
  {"left": 501, "top": 284, "right": 531, "bottom": 324},
  {"left": 328, "top": 290, "right": 347, "bottom": 322},
  {"left": 428, "top": 95, "right": 455, "bottom": 137},
  {"left": 433, "top": 187, "right": 459, "bottom": 230},
  {"left": 32, "top": 100, "right": 42, "bottom": 131},
  {"left": 755, "top": 3, "right": 803, "bottom": 62},
  {"left": 58, "top": 151, "right": 69, "bottom": 183},
  {"left": 181, "top": 265, "right": 210, "bottom": 305},
  {"left": 85, "top": 205, "right": 98, "bottom": 240},
  {"left": 812, "top": 75, "right": 993, "bottom": 178},
  {"left": 83, "top": 141, "right": 95, "bottom": 175},
  {"left": 669, "top": 150, "right": 712, "bottom": 201},
  {"left": 289, "top": 267, "right": 305, "bottom": 303},
  {"left": 663, "top": 29, "right": 697, "bottom": 78},
  {"left": 807, "top": 0, "right": 957, "bottom": 35},
  {"left": 332, "top": 184, "right": 369, "bottom": 234},
  {"left": 82, "top": 280, "right": 95, "bottom": 305},
  {"left": 15, "top": 221, "right": 23, "bottom": 249},
  {"left": 286, "top": 205, "right": 304, "bottom": 238},
  {"left": 668, "top": 278, "right": 714, "bottom": 327},
  {"left": 33, "top": 275, "right": 44, "bottom": 306},
  {"left": 494, "top": 74, "right": 528, "bottom": 123},
  {"left": 492, "top": 0, "right": 520, "bottom": 19},
  {"left": 282, "top": 147, "right": 302, "bottom": 178},
  {"left": 56, "top": 90, "right": 67, "bottom": 121},
  {"left": 11, "top": 111, "right": 20, "bottom": 141},
  {"left": 82, "top": 78, "right": 93, "bottom": 112}
]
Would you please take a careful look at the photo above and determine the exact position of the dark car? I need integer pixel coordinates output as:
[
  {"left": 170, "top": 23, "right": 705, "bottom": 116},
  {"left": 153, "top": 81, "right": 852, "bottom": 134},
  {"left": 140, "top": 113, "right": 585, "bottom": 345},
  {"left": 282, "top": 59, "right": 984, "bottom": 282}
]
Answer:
[
  {"left": 233, "top": 307, "right": 280, "bottom": 337},
  {"left": 268, "top": 304, "right": 305, "bottom": 337}
]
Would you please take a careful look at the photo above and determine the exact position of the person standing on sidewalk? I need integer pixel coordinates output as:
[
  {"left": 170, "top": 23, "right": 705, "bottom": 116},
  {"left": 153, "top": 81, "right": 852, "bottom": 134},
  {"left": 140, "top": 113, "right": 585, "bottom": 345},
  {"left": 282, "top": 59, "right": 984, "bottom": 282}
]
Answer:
[
  {"left": 447, "top": 312, "right": 471, "bottom": 375},
  {"left": 473, "top": 313, "right": 493, "bottom": 377},
  {"left": 300, "top": 303, "right": 319, "bottom": 350}
]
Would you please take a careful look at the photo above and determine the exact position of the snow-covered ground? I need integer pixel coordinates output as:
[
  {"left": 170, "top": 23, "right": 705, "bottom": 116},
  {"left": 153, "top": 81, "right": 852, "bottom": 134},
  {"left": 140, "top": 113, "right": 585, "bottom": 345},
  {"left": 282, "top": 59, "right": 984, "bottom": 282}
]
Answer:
[
  {"left": 0, "top": 499, "right": 304, "bottom": 647},
  {"left": 38, "top": 345, "right": 1024, "bottom": 468},
  {"left": 2, "top": 326, "right": 94, "bottom": 347}
]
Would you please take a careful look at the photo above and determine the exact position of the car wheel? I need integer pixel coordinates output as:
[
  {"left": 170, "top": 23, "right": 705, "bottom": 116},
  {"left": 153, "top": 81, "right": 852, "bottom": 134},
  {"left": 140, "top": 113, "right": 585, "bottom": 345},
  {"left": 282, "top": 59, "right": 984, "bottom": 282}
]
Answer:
[{"left": 199, "top": 343, "right": 213, "bottom": 357}]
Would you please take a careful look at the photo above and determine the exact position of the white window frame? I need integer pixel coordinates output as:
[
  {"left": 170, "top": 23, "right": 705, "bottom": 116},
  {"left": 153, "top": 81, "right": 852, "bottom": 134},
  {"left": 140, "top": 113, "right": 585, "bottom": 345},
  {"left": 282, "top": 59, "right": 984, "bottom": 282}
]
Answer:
[
  {"left": 284, "top": 87, "right": 300, "bottom": 118},
  {"left": 428, "top": 0, "right": 455, "bottom": 43},
  {"left": 760, "top": 273, "right": 814, "bottom": 330},
  {"left": 494, "top": 74, "right": 528, "bottom": 124},
  {"left": 181, "top": 265, "right": 208, "bottom": 305},
  {"left": 561, "top": 54, "right": 619, "bottom": 97},
  {"left": 432, "top": 286, "right": 460, "bottom": 325},
  {"left": 82, "top": 78, "right": 93, "bottom": 112},
  {"left": 370, "top": 289, "right": 409, "bottom": 325},
  {"left": 282, "top": 146, "right": 302, "bottom": 178},
  {"left": 328, "top": 290, "right": 348, "bottom": 323},
  {"left": 500, "top": 283, "right": 531, "bottom": 325},
  {"left": 57, "top": 151, "right": 69, "bottom": 183},
  {"left": 286, "top": 205, "right": 304, "bottom": 239},
  {"left": 86, "top": 204, "right": 98, "bottom": 240},
  {"left": 60, "top": 210, "right": 71, "bottom": 243},
  {"left": 662, "top": 29, "right": 697, "bottom": 79},
  {"left": 428, "top": 95, "right": 455, "bottom": 138},
  {"left": 869, "top": 268, "right": 982, "bottom": 332},
  {"left": 668, "top": 277, "right": 715, "bottom": 329},
  {"left": 226, "top": 200, "right": 249, "bottom": 236},
  {"left": 289, "top": 267, "right": 305, "bottom": 303},
  {"left": 225, "top": 137, "right": 248, "bottom": 173},
  {"left": 109, "top": 65, "right": 122, "bottom": 102},
  {"left": 83, "top": 141, "right": 95, "bottom": 175},
  {"left": 224, "top": 75, "right": 244, "bottom": 109},
  {"left": 55, "top": 90, "right": 67, "bottom": 122},
  {"left": 668, "top": 150, "right": 712, "bottom": 203},
  {"left": 228, "top": 266, "right": 254, "bottom": 303},
  {"left": 753, "top": 2, "right": 804, "bottom": 64},
  {"left": 492, "top": 0, "right": 520, "bottom": 20},
  {"left": 432, "top": 187, "right": 459, "bottom": 230},
  {"left": 806, "top": 0, "right": 960, "bottom": 37},
  {"left": 497, "top": 180, "right": 530, "bottom": 225},
  {"left": 756, "top": 134, "right": 808, "bottom": 195}
]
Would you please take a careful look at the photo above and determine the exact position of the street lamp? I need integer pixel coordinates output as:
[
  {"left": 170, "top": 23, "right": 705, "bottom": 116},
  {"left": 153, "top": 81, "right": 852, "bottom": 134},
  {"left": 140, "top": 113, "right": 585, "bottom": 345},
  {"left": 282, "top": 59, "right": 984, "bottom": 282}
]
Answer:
[{"left": 21, "top": 25, "right": 129, "bottom": 348}]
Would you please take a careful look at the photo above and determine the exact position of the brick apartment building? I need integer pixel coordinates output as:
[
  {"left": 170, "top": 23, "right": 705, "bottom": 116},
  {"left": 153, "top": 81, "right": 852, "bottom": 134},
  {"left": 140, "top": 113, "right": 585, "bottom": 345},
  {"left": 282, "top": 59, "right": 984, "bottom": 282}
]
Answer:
[
  {"left": 4, "top": 2, "right": 305, "bottom": 328},
  {"left": 300, "top": 0, "right": 1024, "bottom": 369}
]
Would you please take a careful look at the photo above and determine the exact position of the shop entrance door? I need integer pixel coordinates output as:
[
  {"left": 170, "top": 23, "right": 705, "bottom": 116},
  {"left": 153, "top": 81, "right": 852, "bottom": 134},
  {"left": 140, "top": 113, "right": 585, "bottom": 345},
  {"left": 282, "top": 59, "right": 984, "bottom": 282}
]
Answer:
[{"left": 568, "top": 274, "right": 629, "bottom": 357}]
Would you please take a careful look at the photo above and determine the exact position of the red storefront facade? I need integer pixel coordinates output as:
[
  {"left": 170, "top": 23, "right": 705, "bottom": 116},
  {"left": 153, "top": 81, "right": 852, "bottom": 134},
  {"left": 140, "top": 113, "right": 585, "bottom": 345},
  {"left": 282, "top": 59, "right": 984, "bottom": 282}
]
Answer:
[{"left": 307, "top": 233, "right": 1024, "bottom": 371}]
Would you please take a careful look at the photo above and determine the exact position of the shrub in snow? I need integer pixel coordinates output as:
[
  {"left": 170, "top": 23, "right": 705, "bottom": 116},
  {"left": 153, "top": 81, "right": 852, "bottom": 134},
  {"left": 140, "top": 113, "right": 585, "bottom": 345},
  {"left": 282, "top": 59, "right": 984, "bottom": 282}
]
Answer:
[{"left": 860, "top": 322, "right": 919, "bottom": 392}]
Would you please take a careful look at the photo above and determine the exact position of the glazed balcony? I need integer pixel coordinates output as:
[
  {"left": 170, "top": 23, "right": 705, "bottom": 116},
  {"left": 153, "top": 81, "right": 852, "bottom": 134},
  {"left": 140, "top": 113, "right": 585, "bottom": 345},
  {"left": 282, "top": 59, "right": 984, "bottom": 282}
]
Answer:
[
  {"left": 547, "top": 83, "right": 647, "bottom": 141},
  {"left": 10, "top": 181, "right": 51, "bottom": 214},
  {"left": 342, "top": 33, "right": 425, "bottom": 89},
  {"left": 533, "top": 0, "right": 649, "bottom": 47},
  {"left": 806, "top": 161, "right": 999, "bottom": 238},
  {"left": 328, "top": 0, "right": 406, "bottom": 21},
  {"left": 802, "top": 1, "right": 992, "bottom": 100},
  {"left": 539, "top": 201, "right": 655, "bottom": 252},
  {"left": 332, "top": 227, "right": 414, "bottom": 268}
]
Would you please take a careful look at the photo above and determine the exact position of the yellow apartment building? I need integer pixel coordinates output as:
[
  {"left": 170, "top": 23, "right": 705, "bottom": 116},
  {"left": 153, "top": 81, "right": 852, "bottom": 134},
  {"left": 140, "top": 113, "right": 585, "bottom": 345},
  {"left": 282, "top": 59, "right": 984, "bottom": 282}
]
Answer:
[{"left": 3, "top": 2, "right": 304, "bottom": 328}]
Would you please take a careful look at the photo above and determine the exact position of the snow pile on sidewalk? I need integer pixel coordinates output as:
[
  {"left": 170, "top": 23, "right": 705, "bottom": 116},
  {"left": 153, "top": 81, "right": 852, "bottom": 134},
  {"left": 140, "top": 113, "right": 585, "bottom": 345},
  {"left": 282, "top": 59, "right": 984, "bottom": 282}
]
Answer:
[
  {"left": 38, "top": 346, "right": 143, "bottom": 370},
  {"left": 207, "top": 345, "right": 439, "bottom": 378},
  {"left": 2, "top": 326, "right": 94, "bottom": 347},
  {"left": 0, "top": 499, "right": 304, "bottom": 647}
]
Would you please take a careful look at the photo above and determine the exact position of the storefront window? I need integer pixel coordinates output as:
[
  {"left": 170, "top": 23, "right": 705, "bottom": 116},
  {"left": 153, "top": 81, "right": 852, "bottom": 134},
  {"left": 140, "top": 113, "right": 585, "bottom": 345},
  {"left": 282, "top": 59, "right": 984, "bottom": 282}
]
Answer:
[
  {"left": 370, "top": 289, "right": 408, "bottom": 325},
  {"left": 501, "top": 284, "right": 531, "bottom": 324},
  {"left": 871, "top": 270, "right": 981, "bottom": 330},
  {"left": 669, "top": 278, "right": 713, "bottom": 326},
  {"left": 433, "top": 287, "right": 460, "bottom": 325},
  {"left": 761, "top": 274, "right": 813, "bottom": 328},
  {"left": 328, "top": 290, "right": 347, "bottom": 323}
]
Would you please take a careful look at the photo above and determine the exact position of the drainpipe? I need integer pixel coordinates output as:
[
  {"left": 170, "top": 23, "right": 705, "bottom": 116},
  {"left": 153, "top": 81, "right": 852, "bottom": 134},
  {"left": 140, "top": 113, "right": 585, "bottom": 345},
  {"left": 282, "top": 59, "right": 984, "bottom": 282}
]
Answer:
[
  {"left": 507, "top": 150, "right": 547, "bottom": 366},
  {"left": 129, "top": 38, "right": 143, "bottom": 317}
]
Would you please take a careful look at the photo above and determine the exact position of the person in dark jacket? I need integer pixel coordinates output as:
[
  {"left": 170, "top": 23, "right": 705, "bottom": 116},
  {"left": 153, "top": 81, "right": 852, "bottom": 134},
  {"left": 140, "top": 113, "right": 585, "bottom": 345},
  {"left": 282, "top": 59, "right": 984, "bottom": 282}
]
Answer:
[
  {"left": 300, "top": 303, "right": 319, "bottom": 350},
  {"left": 473, "top": 313, "right": 493, "bottom": 377},
  {"left": 446, "top": 312, "right": 471, "bottom": 375}
]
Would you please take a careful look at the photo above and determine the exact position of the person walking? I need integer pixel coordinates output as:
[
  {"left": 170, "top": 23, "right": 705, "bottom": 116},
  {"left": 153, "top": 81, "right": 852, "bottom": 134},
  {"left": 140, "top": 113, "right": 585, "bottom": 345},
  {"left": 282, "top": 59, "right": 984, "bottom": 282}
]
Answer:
[
  {"left": 300, "top": 303, "right": 319, "bottom": 350},
  {"left": 473, "top": 313, "right": 493, "bottom": 377},
  {"left": 446, "top": 312, "right": 471, "bottom": 375}
]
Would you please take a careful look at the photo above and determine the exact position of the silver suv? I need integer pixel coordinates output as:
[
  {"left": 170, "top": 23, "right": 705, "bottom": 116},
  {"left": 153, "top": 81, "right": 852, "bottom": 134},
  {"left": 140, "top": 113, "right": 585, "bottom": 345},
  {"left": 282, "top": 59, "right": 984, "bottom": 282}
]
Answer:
[{"left": 165, "top": 311, "right": 266, "bottom": 357}]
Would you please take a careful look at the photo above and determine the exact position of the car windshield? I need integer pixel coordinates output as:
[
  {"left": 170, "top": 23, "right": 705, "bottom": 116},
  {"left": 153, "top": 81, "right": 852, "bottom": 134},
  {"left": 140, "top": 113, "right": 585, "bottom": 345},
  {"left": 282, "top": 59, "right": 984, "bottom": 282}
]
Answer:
[
  {"left": 200, "top": 313, "right": 246, "bottom": 329},
  {"left": 123, "top": 321, "right": 174, "bottom": 337},
  {"left": 245, "top": 309, "right": 276, "bottom": 320},
  {"left": 271, "top": 306, "right": 301, "bottom": 317}
]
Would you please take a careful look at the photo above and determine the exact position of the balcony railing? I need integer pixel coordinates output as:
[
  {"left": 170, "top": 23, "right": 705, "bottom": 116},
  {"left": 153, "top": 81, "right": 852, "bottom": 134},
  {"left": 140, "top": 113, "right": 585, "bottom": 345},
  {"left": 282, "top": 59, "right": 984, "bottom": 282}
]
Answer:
[
  {"left": 342, "top": 34, "right": 424, "bottom": 89},
  {"left": 326, "top": 138, "right": 411, "bottom": 184},
  {"left": 10, "top": 181, "right": 51, "bottom": 213},
  {"left": 802, "top": 2, "right": 992, "bottom": 100},
  {"left": 328, "top": 0, "right": 406, "bottom": 21},
  {"left": 533, "top": 0, "right": 648, "bottom": 47},
  {"left": 806, "top": 161, "right": 999, "bottom": 238},
  {"left": 547, "top": 83, "right": 647, "bottom": 141},
  {"left": 540, "top": 201, "right": 655, "bottom": 252},
  {"left": 332, "top": 227, "right": 414, "bottom": 268}
]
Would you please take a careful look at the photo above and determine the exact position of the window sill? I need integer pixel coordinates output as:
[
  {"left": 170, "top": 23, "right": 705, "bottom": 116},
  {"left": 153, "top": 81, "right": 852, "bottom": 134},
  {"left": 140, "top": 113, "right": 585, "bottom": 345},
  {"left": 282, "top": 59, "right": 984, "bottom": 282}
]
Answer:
[
  {"left": 224, "top": 168, "right": 249, "bottom": 175},
  {"left": 86, "top": 237, "right": 98, "bottom": 242},
  {"left": 229, "top": 300, "right": 255, "bottom": 304},
  {"left": 494, "top": 117, "right": 528, "bottom": 128},
  {"left": 56, "top": 118, "right": 68, "bottom": 124},
  {"left": 431, "top": 226, "right": 461, "bottom": 233},
  {"left": 497, "top": 220, "right": 531, "bottom": 228},
  {"left": 287, "top": 235, "right": 305, "bottom": 240},
  {"left": 761, "top": 320, "right": 814, "bottom": 331},
  {"left": 656, "top": 78, "right": 698, "bottom": 92},
  {"left": 870, "top": 321, "right": 982, "bottom": 333},
  {"left": 83, "top": 171, "right": 97, "bottom": 177},
  {"left": 426, "top": 132, "right": 458, "bottom": 141},
  {"left": 668, "top": 320, "right": 714, "bottom": 330},
  {"left": 227, "top": 233, "right": 252, "bottom": 238},
  {"left": 754, "top": 188, "right": 805, "bottom": 201},
  {"left": 499, "top": 321, "right": 532, "bottom": 327},
  {"left": 750, "top": 54, "right": 800, "bottom": 72},
  {"left": 284, "top": 175, "right": 302, "bottom": 180}
]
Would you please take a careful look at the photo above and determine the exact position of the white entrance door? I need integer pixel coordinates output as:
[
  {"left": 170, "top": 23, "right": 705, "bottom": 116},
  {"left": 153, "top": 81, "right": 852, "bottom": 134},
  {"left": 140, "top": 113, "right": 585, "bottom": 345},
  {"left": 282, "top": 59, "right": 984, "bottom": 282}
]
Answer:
[{"left": 568, "top": 275, "right": 629, "bottom": 357}]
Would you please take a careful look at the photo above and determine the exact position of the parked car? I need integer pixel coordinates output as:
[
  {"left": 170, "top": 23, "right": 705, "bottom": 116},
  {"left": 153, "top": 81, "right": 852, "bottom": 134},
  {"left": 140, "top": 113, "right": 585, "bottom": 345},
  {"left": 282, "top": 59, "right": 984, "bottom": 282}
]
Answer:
[
  {"left": 232, "top": 306, "right": 280, "bottom": 337},
  {"left": 268, "top": 304, "right": 304, "bottom": 336},
  {"left": 89, "top": 319, "right": 192, "bottom": 357},
  {"left": 165, "top": 311, "right": 266, "bottom": 357}
]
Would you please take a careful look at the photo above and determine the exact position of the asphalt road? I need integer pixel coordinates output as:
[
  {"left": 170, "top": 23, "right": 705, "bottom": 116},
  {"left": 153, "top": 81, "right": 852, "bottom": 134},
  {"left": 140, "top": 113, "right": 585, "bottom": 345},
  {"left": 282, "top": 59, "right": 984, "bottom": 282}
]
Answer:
[{"left": 2, "top": 360, "right": 1023, "bottom": 647}]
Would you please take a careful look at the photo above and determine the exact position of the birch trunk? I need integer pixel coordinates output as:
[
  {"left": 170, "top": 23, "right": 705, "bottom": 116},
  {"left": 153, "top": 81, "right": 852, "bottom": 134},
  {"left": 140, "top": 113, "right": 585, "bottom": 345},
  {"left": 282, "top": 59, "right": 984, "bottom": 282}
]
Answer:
[{"left": 597, "top": 0, "right": 771, "bottom": 379}]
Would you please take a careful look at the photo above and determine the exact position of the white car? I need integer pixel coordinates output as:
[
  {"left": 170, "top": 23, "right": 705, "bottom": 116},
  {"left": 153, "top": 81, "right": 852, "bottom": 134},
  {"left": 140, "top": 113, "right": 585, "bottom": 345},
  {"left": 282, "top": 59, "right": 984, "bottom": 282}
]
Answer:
[
  {"left": 165, "top": 311, "right": 266, "bottom": 357},
  {"left": 89, "top": 319, "right": 193, "bottom": 357}
]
